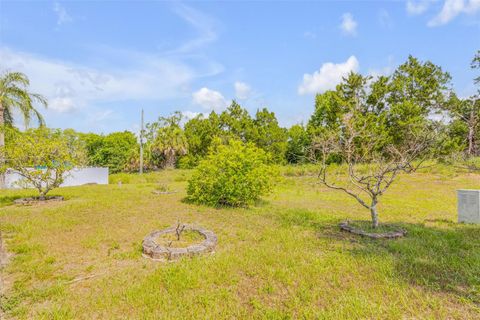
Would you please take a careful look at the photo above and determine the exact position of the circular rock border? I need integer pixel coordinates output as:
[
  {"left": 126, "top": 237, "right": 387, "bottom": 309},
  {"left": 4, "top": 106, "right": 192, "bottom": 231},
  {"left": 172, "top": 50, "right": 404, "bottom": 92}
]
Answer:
[
  {"left": 142, "top": 225, "right": 217, "bottom": 261},
  {"left": 339, "top": 220, "right": 406, "bottom": 239},
  {"left": 13, "top": 196, "right": 64, "bottom": 206}
]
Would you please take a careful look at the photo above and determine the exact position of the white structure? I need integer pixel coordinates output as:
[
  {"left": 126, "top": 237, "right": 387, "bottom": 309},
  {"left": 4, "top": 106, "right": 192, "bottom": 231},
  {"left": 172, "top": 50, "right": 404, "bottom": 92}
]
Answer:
[
  {"left": 457, "top": 190, "right": 480, "bottom": 223},
  {"left": 4, "top": 167, "right": 109, "bottom": 189}
]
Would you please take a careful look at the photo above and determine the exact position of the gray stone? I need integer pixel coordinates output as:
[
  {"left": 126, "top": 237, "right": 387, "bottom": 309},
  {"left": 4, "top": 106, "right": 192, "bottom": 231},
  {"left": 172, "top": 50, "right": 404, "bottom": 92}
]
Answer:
[
  {"left": 151, "top": 246, "right": 169, "bottom": 260},
  {"left": 168, "top": 247, "right": 188, "bottom": 260},
  {"left": 458, "top": 189, "right": 480, "bottom": 223},
  {"left": 201, "top": 240, "right": 216, "bottom": 251},
  {"left": 187, "top": 244, "right": 207, "bottom": 256},
  {"left": 142, "top": 240, "right": 157, "bottom": 253}
]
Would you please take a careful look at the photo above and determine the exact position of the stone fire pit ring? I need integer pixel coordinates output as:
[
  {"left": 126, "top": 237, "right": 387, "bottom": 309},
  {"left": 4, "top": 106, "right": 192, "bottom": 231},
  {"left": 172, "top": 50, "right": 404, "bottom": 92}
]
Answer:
[
  {"left": 13, "top": 196, "right": 64, "bottom": 205},
  {"left": 142, "top": 225, "right": 217, "bottom": 261}
]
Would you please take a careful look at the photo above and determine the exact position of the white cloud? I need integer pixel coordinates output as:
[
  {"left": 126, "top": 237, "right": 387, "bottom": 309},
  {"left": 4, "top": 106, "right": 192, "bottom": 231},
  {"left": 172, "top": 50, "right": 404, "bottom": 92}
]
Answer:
[
  {"left": 406, "top": 0, "right": 433, "bottom": 15},
  {"left": 234, "top": 82, "right": 252, "bottom": 100},
  {"left": 340, "top": 13, "right": 357, "bottom": 36},
  {"left": 170, "top": 4, "right": 217, "bottom": 54},
  {"left": 0, "top": 47, "right": 197, "bottom": 113},
  {"left": 50, "top": 97, "right": 75, "bottom": 112},
  {"left": 298, "top": 56, "right": 359, "bottom": 95},
  {"left": 182, "top": 111, "right": 202, "bottom": 119},
  {"left": 53, "top": 2, "right": 72, "bottom": 25},
  {"left": 428, "top": 0, "right": 480, "bottom": 26},
  {"left": 181, "top": 110, "right": 209, "bottom": 120},
  {"left": 192, "top": 87, "right": 229, "bottom": 111}
]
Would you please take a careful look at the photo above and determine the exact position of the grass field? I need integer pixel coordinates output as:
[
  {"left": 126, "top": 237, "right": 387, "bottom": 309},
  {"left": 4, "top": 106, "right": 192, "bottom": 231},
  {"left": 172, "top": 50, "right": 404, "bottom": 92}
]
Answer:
[{"left": 1, "top": 166, "right": 480, "bottom": 319}]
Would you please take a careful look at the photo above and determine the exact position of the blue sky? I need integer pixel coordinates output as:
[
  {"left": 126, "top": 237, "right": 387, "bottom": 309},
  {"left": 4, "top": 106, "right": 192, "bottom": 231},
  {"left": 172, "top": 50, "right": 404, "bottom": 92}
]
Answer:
[{"left": 0, "top": 0, "right": 479, "bottom": 134}]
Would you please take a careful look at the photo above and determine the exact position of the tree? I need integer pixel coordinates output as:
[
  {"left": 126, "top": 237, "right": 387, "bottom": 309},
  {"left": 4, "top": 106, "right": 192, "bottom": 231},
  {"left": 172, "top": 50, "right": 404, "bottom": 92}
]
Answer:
[
  {"left": 183, "top": 103, "right": 290, "bottom": 164},
  {"left": 315, "top": 113, "right": 433, "bottom": 228},
  {"left": 83, "top": 131, "right": 138, "bottom": 173},
  {"left": 80, "top": 132, "right": 104, "bottom": 162},
  {"left": 388, "top": 55, "right": 451, "bottom": 116},
  {"left": 219, "top": 101, "right": 255, "bottom": 142},
  {"left": 0, "top": 127, "right": 81, "bottom": 199},
  {"left": 286, "top": 124, "right": 310, "bottom": 163},
  {"left": 308, "top": 90, "right": 345, "bottom": 132},
  {"left": 252, "top": 108, "right": 288, "bottom": 163},
  {"left": 0, "top": 71, "right": 47, "bottom": 187},
  {"left": 442, "top": 52, "right": 480, "bottom": 157},
  {"left": 183, "top": 112, "right": 222, "bottom": 166},
  {"left": 446, "top": 95, "right": 480, "bottom": 157},
  {"left": 147, "top": 112, "right": 188, "bottom": 169},
  {"left": 310, "top": 58, "right": 447, "bottom": 228}
]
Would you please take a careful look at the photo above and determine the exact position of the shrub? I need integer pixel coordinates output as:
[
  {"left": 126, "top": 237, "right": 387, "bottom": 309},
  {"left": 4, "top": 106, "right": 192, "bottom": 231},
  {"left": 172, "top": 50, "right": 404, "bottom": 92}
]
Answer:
[{"left": 186, "top": 140, "right": 278, "bottom": 207}]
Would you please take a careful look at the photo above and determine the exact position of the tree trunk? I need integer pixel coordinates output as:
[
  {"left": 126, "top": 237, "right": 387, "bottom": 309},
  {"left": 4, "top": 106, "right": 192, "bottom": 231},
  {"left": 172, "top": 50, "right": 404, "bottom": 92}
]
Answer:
[
  {"left": 0, "top": 103, "right": 5, "bottom": 189},
  {"left": 164, "top": 152, "right": 176, "bottom": 169},
  {"left": 467, "top": 114, "right": 475, "bottom": 157},
  {"left": 370, "top": 199, "right": 379, "bottom": 228}
]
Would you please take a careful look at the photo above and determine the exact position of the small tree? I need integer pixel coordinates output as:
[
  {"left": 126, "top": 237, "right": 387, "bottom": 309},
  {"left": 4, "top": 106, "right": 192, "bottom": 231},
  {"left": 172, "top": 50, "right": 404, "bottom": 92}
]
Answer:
[
  {"left": 314, "top": 114, "right": 433, "bottom": 228},
  {"left": 0, "top": 127, "right": 80, "bottom": 199},
  {"left": 309, "top": 66, "right": 443, "bottom": 228}
]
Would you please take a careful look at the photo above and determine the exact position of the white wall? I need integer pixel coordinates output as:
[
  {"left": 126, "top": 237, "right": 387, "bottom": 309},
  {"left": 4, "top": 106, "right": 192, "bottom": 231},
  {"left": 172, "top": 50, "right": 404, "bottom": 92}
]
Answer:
[{"left": 4, "top": 167, "right": 109, "bottom": 189}]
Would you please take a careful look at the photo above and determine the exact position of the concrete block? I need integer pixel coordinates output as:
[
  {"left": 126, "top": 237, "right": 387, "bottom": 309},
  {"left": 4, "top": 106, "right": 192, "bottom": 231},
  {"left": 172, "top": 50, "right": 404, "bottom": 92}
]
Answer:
[{"left": 458, "top": 190, "right": 480, "bottom": 223}]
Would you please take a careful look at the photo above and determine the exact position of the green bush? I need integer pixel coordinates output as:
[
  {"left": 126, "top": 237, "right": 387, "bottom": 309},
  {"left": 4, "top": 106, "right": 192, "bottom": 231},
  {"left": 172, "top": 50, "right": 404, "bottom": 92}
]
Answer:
[
  {"left": 177, "top": 154, "right": 200, "bottom": 169},
  {"left": 186, "top": 140, "right": 278, "bottom": 207},
  {"left": 83, "top": 131, "right": 138, "bottom": 173}
]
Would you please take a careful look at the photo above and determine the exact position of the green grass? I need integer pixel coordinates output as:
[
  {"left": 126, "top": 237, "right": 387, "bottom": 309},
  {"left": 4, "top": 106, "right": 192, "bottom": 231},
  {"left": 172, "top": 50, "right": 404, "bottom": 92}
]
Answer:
[
  {"left": 1, "top": 166, "right": 480, "bottom": 319},
  {"left": 156, "top": 229, "right": 205, "bottom": 248}
]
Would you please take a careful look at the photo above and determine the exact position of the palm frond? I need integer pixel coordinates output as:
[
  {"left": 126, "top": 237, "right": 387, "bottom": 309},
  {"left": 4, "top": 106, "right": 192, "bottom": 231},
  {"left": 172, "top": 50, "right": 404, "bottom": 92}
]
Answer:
[{"left": 0, "top": 71, "right": 47, "bottom": 127}]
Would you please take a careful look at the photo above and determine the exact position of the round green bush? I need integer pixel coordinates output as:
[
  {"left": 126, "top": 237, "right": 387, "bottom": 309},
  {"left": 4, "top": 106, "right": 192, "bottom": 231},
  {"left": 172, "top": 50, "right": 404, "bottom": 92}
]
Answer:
[{"left": 186, "top": 140, "right": 278, "bottom": 207}]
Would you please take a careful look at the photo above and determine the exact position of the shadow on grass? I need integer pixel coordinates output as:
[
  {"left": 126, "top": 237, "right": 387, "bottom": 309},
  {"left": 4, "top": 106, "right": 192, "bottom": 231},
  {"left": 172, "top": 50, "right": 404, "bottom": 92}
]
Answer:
[
  {"left": 0, "top": 195, "right": 23, "bottom": 208},
  {"left": 354, "top": 221, "right": 480, "bottom": 304},
  {"left": 181, "top": 196, "right": 270, "bottom": 209},
  {"left": 0, "top": 194, "right": 68, "bottom": 208},
  {"left": 274, "top": 209, "right": 480, "bottom": 304}
]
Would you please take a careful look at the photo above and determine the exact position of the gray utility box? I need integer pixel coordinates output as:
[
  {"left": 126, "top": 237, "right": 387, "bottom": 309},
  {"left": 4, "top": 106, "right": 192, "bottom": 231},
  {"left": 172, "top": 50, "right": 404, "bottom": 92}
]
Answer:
[{"left": 458, "top": 190, "right": 480, "bottom": 223}]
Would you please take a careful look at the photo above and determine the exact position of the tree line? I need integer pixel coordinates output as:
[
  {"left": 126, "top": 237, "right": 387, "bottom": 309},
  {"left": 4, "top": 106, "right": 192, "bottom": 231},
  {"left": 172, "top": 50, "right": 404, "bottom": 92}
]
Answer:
[{"left": 0, "top": 52, "right": 479, "bottom": 175}]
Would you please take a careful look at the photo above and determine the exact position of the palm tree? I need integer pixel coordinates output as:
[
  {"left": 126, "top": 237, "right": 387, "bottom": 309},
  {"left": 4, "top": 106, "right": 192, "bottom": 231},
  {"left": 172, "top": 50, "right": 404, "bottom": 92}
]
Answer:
[
  {"left": 0, "top": 71, "right": 47, "bottom": 187},
  {"left": 148, "top": 112, "right": 188, "bottom": 169}
]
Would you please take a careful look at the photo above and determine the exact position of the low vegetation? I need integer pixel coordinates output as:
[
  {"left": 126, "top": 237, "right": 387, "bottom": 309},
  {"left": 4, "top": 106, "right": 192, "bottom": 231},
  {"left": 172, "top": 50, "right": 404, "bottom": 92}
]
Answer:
[
  {"left": 1, "top": 168, "right": 479, "bottom": 319},
  {"left": 187, "top": 140, "right": 278, "bottom": 207}
]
